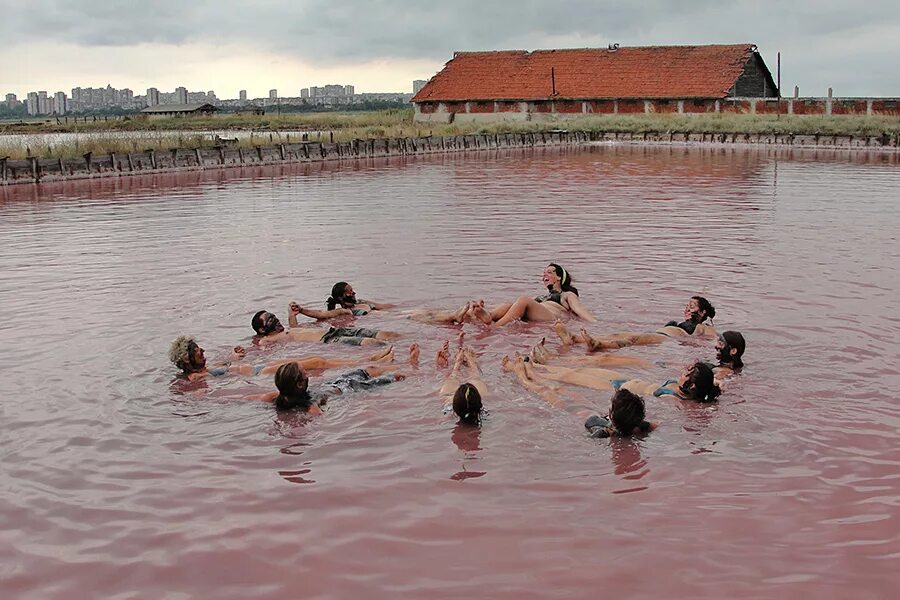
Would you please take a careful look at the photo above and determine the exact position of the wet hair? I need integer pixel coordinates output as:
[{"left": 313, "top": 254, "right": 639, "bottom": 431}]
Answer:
[
  {"left": 548, "top": 263, "right": 579, "bottom": 296},
  {"left": 680, "top": 362, "right": 721, "bottom": 403},
  {"left": 327, "top": 281, "right": 352, "bottom": 311},
  {"left": 691, "top": 296, "right": 716, "bottom": 322},
  {"left": 273, "top": 362, "right": 313, "bottom": 411},
  {"left": 608, "top": 389, "right": 653, "bottom": 436},
  {"left": 719, "top": 331, "right": 746, "bottom": 369},
  {"left": 251, "top": 310, "right": 267, "bottom": 334},
  {"left": 169, "top": 335, "right": 198, "bottom": 373},
  {"left": 452, "top": 383, "right": 483, "bottom": 425}
]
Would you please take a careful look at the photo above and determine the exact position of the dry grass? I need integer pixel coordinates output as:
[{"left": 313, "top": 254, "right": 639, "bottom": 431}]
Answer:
[{"left": 2, "top": 110, "right": 897, "bottom": 160}]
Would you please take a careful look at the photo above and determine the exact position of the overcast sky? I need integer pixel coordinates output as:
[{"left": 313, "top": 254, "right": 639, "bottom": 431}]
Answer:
[{"left": 2, "top": 0, "right": 898, "bottom": 99}]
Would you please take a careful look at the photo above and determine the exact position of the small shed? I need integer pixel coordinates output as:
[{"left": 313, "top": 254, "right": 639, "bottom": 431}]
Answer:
[{"left": 140, "top": 103, "right": 218, "bottom": 118}]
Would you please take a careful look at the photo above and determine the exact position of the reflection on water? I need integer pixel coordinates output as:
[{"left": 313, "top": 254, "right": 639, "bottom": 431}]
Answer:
[{"left": 0, "top": 144, "right": 898, "bottom": 599}]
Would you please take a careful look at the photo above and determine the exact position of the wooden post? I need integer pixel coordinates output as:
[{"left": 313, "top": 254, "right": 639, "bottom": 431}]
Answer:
[
  {"left": 58, "top": 157, "right": 65, "bottom": 174},
  {"left": 126, "top": 154, "right": 134, "bottom": 171},
  {"left": 194, "top": 148, "right": 203, "bottom": 166},
  {"left": 279, "top": 144, "right": 286, "bottom": 160},
  {"left": 256, "top": 146, "right": 263, "bottom": 162},
  {"left": 148, "top": 150, "right": 156, "bottom": 169},
  {"left": 238, "top": 147, "right": 245, "bottom": 164},
  {"left": 218, "top": 147, "right": 225, "bottom": 164},
  {"left": 30, "top": 157, "right": 40, "bottom": 182},
  {"left": 110, "top": 153, "right": 117, "bottom": 171},
  {"left": 84, "top": 152, "right": 93, "bottom": 173},
  {"left": 1, "top": 157, "right": 7, "bottom": 181}
]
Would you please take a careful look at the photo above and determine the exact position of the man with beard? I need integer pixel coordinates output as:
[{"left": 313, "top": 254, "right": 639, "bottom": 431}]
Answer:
[
  {"left": 713, "top": 330, "right": 745, "bottom": 382},
  {"left": 251, "top": 310, "right": 400, "bottom": 346},
  {"left": 168, "top": 336, "right": 394, "bottom": 382}
]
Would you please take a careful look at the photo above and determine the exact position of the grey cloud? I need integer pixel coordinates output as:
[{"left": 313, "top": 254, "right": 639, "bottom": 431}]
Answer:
[{"left": 2, "top": 0, "right": 898, "bottom": 94}]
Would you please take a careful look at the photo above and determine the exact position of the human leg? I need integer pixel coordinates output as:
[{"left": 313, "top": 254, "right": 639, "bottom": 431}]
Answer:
[{"left": 495, "top": 296, "right": 561, "bottom": 326}]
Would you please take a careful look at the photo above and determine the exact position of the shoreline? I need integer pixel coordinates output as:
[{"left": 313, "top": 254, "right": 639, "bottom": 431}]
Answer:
[{"left": 2, "top": 130, "right": 897, "bottom": 186}]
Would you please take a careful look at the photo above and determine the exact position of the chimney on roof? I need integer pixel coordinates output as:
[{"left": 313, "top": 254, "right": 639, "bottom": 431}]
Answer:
[{"left": 608, "top": 43, "right": 620, "bottom": 52}]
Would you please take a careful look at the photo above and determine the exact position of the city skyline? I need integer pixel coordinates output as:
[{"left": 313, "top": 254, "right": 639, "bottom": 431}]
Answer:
[
  {"left": 3, "top": 81, "right": 414, "bottom": 116},
  {"left": 2, "top": 2, "right": 899, "bottom": 99}
]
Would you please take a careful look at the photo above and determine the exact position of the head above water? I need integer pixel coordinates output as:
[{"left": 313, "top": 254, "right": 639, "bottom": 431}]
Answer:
[
  {"left": 608, "top": 389, "right": 652, "bottom": 436},
  {"left": 685, "top": 296, "right": 715, "bottom": 323},
  {"left": 327, "top": 281, "right": 357, "bottom": 310},
  {"left": 169, "top": 335, "right": 206, "bottom": 373},
  {"left": 453, "top": 382, "right": 483, "bottom": 425},
  {"left": 273, "top": 361, "right": 312, "bottom": 411},
  {"left": 677, "top": 361, "right": 721, "bottom": 403},
  {"left": 716, "top": 331, "right": 746, "bottom": 368},
  {"left": 544, "top": 263, "right": 579, "bottom": 296},
  {"left": 252, "top": 310, "right": 284, "bottom": 336}
]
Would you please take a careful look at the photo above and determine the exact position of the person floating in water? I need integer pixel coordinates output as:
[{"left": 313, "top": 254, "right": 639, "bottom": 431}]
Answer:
[
  {"left": 326, "top": 281, "right": 396, "bottom": 316},
  {"left": 409, "top": 264, "right": 596, "bottom": 326},
  {"left": 583, "top": 389, "right": 656, "bottom": 439},
  {"left": 614, "top": 361, "right": 722, "bottom": 403},
  {"left": 503, "top": 353, "right": 656, "bottom": 438},
  {"left": 555, "top": 295, "right": 716, "bottom": 352},
  {"left": 251, "top": 309, "right": 401, "bottom": 346},
  {"left": 437, "top": 340, "right": 487, "bottom": 426},
  {"left": 262, "top": 360, "right": 405, "bottom": 414},
  {"left": 168, "top": 335, "right": 394, "bottom": 381},
  {"left": 713, "top": 330, "right": 745, "bottom": 383}
]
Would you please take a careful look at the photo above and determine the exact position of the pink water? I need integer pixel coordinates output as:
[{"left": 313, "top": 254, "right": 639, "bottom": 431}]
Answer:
[{"left": 1, "top": 145, "right": 898, "bottom": 599}]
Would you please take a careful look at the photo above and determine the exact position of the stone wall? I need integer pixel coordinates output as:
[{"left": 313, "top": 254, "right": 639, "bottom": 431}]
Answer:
[{"left": 2, "top": 130, "right": 897, "bottom": 186}]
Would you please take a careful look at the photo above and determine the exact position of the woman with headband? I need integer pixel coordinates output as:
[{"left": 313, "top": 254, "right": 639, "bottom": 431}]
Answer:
[
  {"left": 408, "top": 264, "right": 596, "bottom": 327},
  {"left": 471, "top": 263, "right": 597, "bottom": 327}
]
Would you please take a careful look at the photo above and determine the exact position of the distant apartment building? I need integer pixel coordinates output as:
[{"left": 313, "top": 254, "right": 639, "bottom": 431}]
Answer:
[
  {"left": 413, "top": 80, "right": 427, "bottom": 94},
  {"left": 5, "top": 93, "right": 19, "bottom": 108},
  {"left": 147, "top": 87, "right": 160, "bottom": 106},
  {"left": 269, "top": 89, "right": 278, "bottom": 100},
  {"left": 26, "top": 92, "right": 39, "bottom": 115},
  {"left": 38, "top": 91, "right": 51, "bottom": 115},
  {"left": 175, "top": 86, "right": 188, "bottom": 104},
  {"left": 239, "top": 90, "right": 247, "bottom": 101},
  {"left": 344, "top": 85, "right": 355, "bottom": 96},
  {"left": 309, "top": 86, "right": 320, "bottom": 98},
  {"left": 300, "top": 88, "right": 309, "bottom": 99},
  {"left": 54, "top": 91, "right": 67, "bottom": 115}
]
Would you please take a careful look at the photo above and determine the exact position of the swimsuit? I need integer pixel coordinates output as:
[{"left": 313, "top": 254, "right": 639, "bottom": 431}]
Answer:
[
  {"left": 207, "top": 364, "right": 265, "bottom": 377},
  {"left": 584, "top": 414, "right": 615, "bottom": 438},
  {"left": 665, "top": 319, "right": 697, "bottom": 335},
  {"left": 320, "top": 326, "right": 380, "bottom": 344},
  {"left": 351, "top": 308, "right": 369, "bottom": 316},
  {"left": 324, "top": 369, "right": 396, "bottom": 393},
  {"left": 653, "top": 379, "right": 679, "bottom": 397},
  {"left": 534, "top": 292, "right": 563, "bottom": 304}
]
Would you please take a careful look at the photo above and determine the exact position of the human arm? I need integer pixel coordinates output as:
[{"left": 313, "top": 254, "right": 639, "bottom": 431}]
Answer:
[
  {"left": 358, "top": 299, "right": 396, "bottom": 310},
  {"left": 561, "top": 291, "right": 597, "bottom": 322},
  {"left": 289, "top": 302, "right": 350, "bottom": 325}
]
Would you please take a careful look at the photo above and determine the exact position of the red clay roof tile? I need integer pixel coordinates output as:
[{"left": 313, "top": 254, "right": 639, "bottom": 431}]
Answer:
[{"left": 412, "top": 44, "right": 756, "bottom": 102}]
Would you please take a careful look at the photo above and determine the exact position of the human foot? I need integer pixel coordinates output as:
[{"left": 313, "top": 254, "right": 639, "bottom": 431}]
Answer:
[
  {"left": 530, "top": 337, "right": 551, "bottom": 364},
  {"left": 436, "top": 340, "right": 451, "bottom": 368},
  {"left": 471, "top": 299, "right": 493, "bottom": 325},
  {"left": 555, "top": 320, "right": 574, "bottom": 345},
  {"left": 581, "top": 328, "right": 605, "bottom": 352},
  {"left": 408, "top": 343, "right": 420, "bottom": 367},
  {"left": 369, "top": 346, "right": 393, "bottom": 362}
]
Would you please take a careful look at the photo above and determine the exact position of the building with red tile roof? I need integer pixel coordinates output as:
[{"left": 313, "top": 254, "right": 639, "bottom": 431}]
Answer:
[{"left": 412, "top": 44, "right": 779, "bottom": 123}]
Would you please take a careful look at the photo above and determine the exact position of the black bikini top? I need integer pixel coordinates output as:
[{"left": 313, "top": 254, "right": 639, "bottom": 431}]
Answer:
[
  {"left": 666, "top": 319, "right": 697, "bottom": 334},
  {"left": 535, "top": 291, "right": 562, "bottom": 304}
]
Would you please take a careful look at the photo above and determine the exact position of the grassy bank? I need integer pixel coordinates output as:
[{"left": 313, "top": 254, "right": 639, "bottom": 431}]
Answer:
[{"left": 2, "top": 111, "right": 898, "bottom": 160}]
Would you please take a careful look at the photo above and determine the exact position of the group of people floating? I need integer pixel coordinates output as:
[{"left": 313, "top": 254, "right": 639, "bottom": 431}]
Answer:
[{"left": 169, "top": 264, "right": 746, "bottom": 439}]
